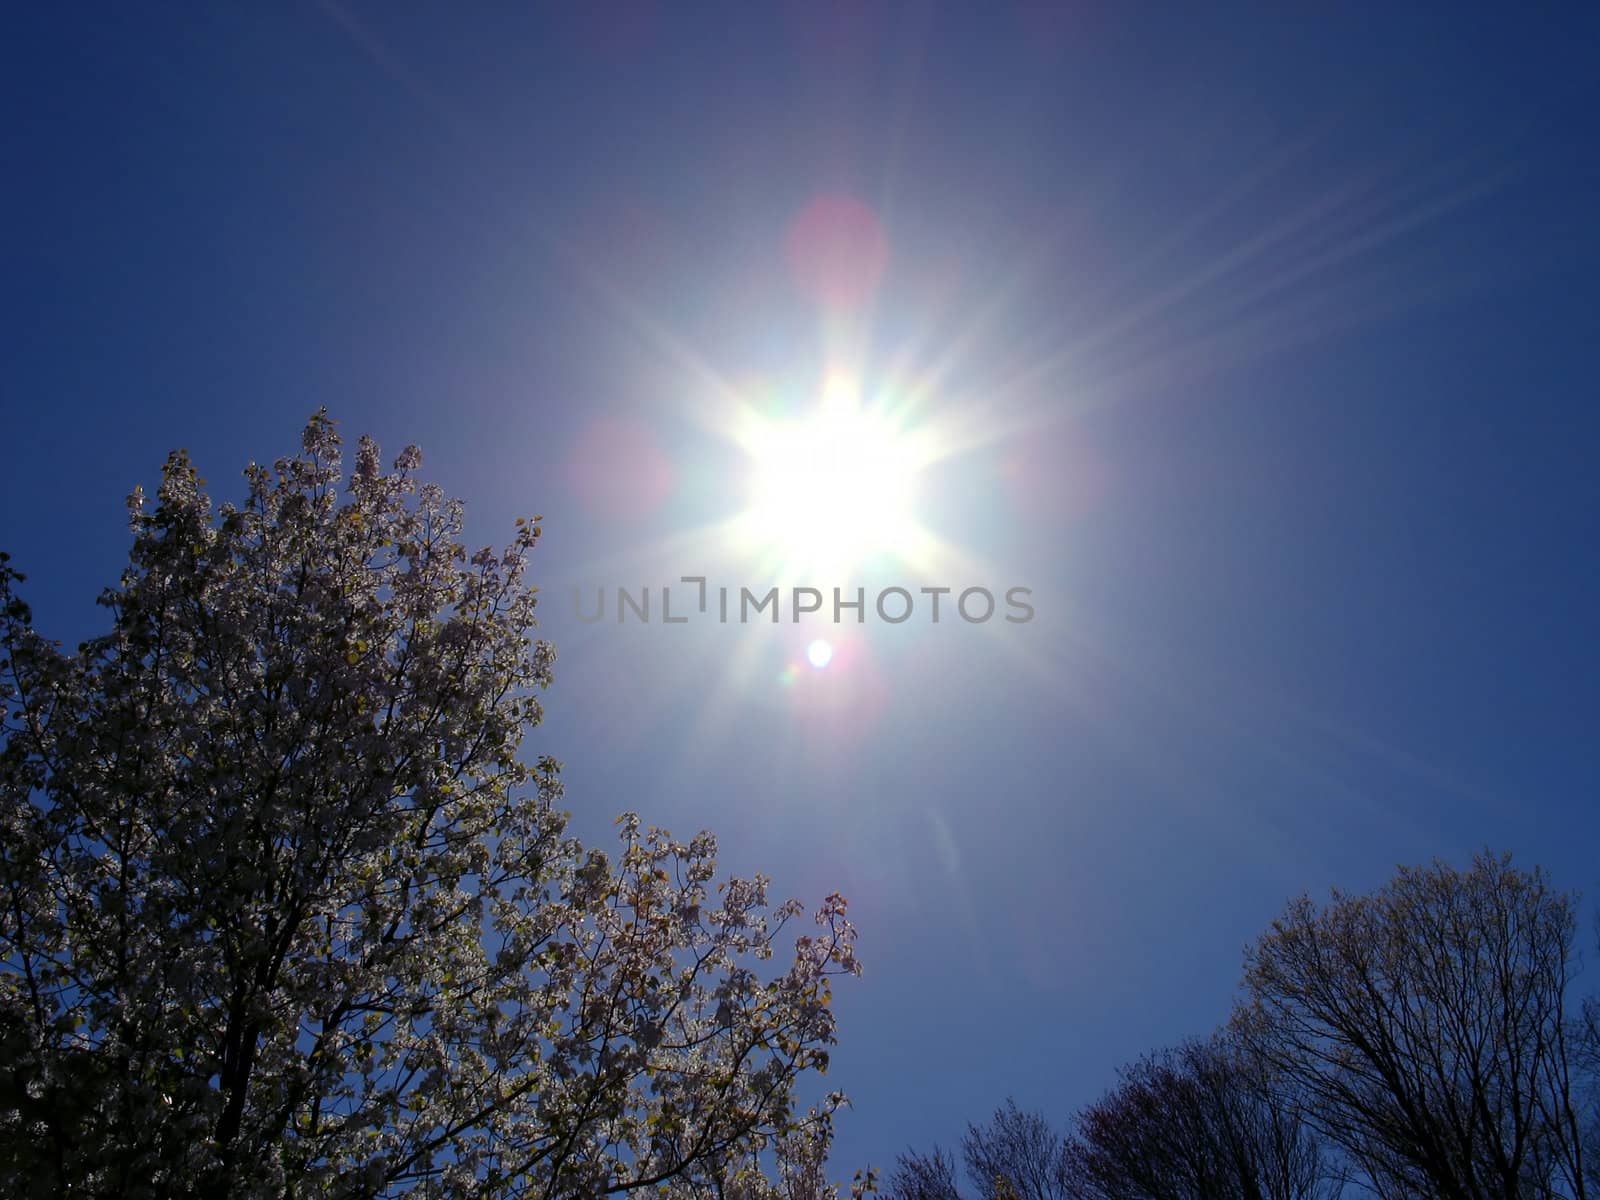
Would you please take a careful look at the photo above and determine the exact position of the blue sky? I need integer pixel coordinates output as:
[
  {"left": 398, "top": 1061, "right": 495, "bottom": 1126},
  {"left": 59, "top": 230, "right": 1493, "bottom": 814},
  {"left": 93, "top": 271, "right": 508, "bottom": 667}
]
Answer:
[{"left": 4, "top": 0, "right": 1599, "bottom": 1177}]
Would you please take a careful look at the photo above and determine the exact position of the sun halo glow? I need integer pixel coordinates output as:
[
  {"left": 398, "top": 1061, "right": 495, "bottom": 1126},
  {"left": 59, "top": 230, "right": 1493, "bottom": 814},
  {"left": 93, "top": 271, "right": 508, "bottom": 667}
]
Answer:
[{"left": 734, "top": 379, "right": 930, "bottom": 579}]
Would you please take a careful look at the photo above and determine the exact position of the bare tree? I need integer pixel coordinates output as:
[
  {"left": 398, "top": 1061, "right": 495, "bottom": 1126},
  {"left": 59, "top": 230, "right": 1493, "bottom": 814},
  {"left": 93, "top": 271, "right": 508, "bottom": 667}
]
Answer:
[
  {"left": 884, "top": 1145, "right": 964, "bottom": 1200},
  {"left": 1571, "top": 918, "right": 1600, "bottom": 1200},
  {"left": 1233, "top": 851, "right": 1587, "bottom": 1200},
  {"left": 884, "top": 1101, "right": 1070, "bottom": 1200},
  {"left": 1062, "top": 1038, "right": 1337, "bottom": 1200}
]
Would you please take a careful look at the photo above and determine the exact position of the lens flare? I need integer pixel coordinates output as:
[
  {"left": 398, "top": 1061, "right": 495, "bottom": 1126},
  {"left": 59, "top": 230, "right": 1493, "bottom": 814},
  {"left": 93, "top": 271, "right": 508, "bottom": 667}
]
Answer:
[
  {"left": 786, "top": 194, "right": 889, "bottom": 309},
  {"left": 564, "top": 417, "right": 675, "bottom": 521}
]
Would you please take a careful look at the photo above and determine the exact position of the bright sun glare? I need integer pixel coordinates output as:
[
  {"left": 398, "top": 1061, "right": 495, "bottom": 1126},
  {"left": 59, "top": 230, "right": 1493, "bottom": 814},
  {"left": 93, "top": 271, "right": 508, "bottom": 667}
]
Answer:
[{"left": 736, "top": 377, "right": 930, "bottom": 579}]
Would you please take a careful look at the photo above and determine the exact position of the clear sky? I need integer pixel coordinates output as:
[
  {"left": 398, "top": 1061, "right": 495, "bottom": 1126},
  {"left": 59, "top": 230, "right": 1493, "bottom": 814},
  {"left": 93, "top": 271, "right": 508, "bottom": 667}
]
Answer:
[{"left": 4, "top": 0, "right": 1599, "bottom": 1178}]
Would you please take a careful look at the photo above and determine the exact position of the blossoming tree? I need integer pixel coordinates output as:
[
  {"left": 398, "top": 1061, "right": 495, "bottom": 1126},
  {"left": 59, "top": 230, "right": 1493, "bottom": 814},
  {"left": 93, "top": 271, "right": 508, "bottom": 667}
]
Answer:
[{"left": 0, "top": 412, "right": 866, "bottom": 1199}]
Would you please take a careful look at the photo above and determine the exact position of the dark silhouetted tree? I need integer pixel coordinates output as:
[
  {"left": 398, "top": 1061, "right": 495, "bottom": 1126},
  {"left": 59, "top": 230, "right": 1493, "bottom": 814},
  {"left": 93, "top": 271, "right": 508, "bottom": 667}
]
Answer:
[
  {"left": 1233, "top": 852, "right": 1588, "bottom": 1200},
  {"left": 1573, "top": 920, "right": 1600, "bottom": 1200},
  {"left": 1063, "top": 1038, "right": 1338, "bottom": 1200},
  {"left": 965, "top": 1101, "right": 1072, "bottom": 1200},
  {"left": 885, "top": 1145, "right": 963, "bottom": 1200},
  {"left": 885, "top": 1100, "right": 1070, "bottom": 1200}
]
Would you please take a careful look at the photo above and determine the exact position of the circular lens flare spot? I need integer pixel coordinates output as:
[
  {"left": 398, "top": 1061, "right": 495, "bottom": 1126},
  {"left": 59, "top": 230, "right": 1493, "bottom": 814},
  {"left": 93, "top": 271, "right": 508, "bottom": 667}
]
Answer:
[
  {"left": 786, "top": 194, "right": 889, "bottom": 309},
  {"left": 564, "top": 418, "right": 675, "bottom": 521},
  {"left": 807, "top": 639, "right": 834, "bottom": 669}
]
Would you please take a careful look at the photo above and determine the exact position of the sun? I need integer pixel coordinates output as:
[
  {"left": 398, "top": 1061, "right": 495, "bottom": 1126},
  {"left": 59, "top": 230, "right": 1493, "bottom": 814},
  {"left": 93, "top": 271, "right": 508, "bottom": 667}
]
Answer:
[{"left": 733, "top": 376, "right": 932, "bottom": 579}]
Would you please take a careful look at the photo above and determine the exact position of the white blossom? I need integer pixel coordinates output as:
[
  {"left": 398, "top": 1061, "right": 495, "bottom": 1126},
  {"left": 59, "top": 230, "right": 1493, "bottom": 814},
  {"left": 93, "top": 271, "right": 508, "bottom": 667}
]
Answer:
[{"left": 0, "top": 412, "right": 868, "bottom": 1199}]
